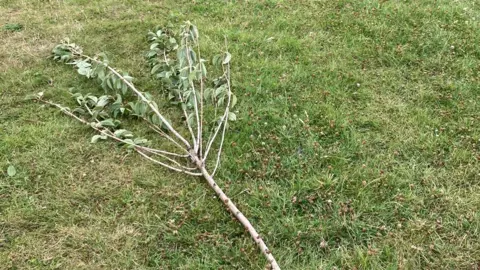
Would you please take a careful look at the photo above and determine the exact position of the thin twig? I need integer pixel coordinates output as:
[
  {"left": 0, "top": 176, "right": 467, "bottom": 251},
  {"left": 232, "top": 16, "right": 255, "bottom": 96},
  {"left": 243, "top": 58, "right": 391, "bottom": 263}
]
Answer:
[
  {"left": 163, "top": 51, "right": 197, "bottom": 150},
  {"left": 83, "top": 104, "right": 96, "bottom": 118},
  {"left": 211, "top": 58, "right": 232, "bottom": 176},
  {"left": 140, "top": 144, "right": 189, "bottom": 158},
  {"left": 105, "top": 64, "right": 190, "bottom": 148},
  {"left": 139, "top": 148, "right": 198, "bottom": 172},
  {"left": 137, "top": 149, "right": 201, "bottom": 176},
  {"left": 203, "top": 59, "right": 231, "bottom": 163},
  {"left": 183, "top": 34, "right": 202, "bottom": 154},
  {"left": 196, "top": 42, "right": 204, "bottom": 160},
  {"left": 86, "top": 103, "right": 187, "bottom": 158},
  {"left": 141, "top": 116, "right": 190, "bottom": 157},
  {"left": 203, "top": 108, "right": 228, "bottom": 162},
  {"left": 202, "top": 64, "right": 226, "bottom": 158},
  {"left": 178, "top": 92, "right": 198, "bottom": 150},
  {"left": 38, "top": 98, "right": 198, "bottom": 175}
]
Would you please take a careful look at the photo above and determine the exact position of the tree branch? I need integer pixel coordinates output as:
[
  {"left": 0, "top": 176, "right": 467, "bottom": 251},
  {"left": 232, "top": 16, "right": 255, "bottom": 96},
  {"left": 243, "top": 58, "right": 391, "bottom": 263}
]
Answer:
[
  {"left": 211, "top": 60, "right": 232, "bottom": 176},
  {"left": 178, "top": 92, "right": 198, "bottom": 150},
  {"left": 191, "top": 156, "right": 280, "bottom": 270},
  {"left": 48, "top": 34, "right": 282, "bottom": 268},
  {"left": 203, "top": 72, "right": 231, "bottom": 164},
  {"left": 141, "top": 148, "right": 198, "bottom": 171},
  {"left": 77, "top": 52, "right": 192, "bottom": 150},
  {"left": 183, "top": 35, "right": 202, "bottom": 154},
  {"left": 137, "top": 149, "right": 201, "bottom": 176},
  {"left": 37, "top": 98, "right": 197, "bottom": 175},
  {"left": 197, "top": 43, "right": 204, "bottom": 160},
  {"left": 141, "top": 116, "right": 190, "bottom": 157}
]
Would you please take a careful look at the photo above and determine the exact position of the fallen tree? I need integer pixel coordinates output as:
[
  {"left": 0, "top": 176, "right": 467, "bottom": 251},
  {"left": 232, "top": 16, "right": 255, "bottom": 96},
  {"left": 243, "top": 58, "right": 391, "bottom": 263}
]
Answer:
[{"left": 33, "top": 22, "right": 280, "bottom": 269}]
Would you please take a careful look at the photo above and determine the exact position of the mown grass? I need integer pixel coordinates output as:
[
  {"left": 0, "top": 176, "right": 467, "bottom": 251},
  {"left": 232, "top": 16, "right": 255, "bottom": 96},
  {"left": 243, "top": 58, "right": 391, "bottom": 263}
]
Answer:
[{"left": 1, "top": 0, "right": 479, "bottom": 269}]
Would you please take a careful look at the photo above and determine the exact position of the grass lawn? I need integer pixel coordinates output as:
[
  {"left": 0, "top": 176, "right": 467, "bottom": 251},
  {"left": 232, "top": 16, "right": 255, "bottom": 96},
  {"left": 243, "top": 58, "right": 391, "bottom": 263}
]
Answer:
[{"left": 1, "top": 0, "right": 479, "bottom": 269}]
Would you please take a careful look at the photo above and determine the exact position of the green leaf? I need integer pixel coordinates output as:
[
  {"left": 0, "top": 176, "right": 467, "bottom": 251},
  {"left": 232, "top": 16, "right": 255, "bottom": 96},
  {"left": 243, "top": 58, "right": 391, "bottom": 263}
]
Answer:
[
  {"left": 86, "top": 95, "right": 98, "bottom": 104},
  {"left": 204, "top": 88, "right": 213, "bottom": 101},
  {"left": 212, "top": 54, "right": 222, "bottom": 66},
  {"left": 223, "top": 52, "right": 231, "bottom": 65},
  {"left": 106, "top": 76, "right": 114, "bottom": 89},
  {"left": 97, "top": 66, "right": 106, "bottom": 80},
  {"left": 151, "top": 64, "right": 162, "bottom": 74},
  {"left": 144, "top": 92, "right": 153, "bottom": 101},
  {"left": 218, "top": 96, "right": 225, "bottom": 107},
  {"left": 72, "top": 108, "right": 86, "bottom": 115},
  {"left": 91, "top": 134, "right": 107, "bottom": 143},
  {"left": 115, "top": 78, "right": 122, "bottom": 90},
  {"left": 73, "top": 93, "right": 84, "bottom": 105},
  {"left": 180, "top": 102, "right": 187, "bottom": 111},
  {"left": 177, "top": 48, "right": 187, "bottom": 67},
  {"left": 123, "top": 139, "right": 134, "bottom": 146},
  {"left": 150, "top": 114, "right": 162, "bottom": 126},
  {"left": 228, "top": 112, "right": 236, "bottom": 121},
  {"left": 157, "top": 71, "right": 168, "bottom": 78},
  {"left": 96, "top": 95, "right": 110, "bottom": 108},
  {"left": 99, "top": 119, "right": 116, "bottom": 127},
  {"left": 100, "top": 79, "right": 108, "bottom": 91},
  {"left": 114, "top": 129, "right": 133, "bottom": 138},
  {"left": 191, "top": 25, "right": 199, "bottom": 40},
  {"left": 114, "top": 94, "right": 122, "bottom": 104},
  {"left": 128, "top": 102, "right": 136, "bottom": 113},
  {"left": 150, "top": 100, "right": 159, "bottom": 111},
  {"left": 231, "top": 94, "right": 237, "bottom": 108},
  {"left": 188, "top": 69, "right": 197, "bottom": 83},
  {"left": 137, "top": 102, "right": 147, "bottom": 116},
  {"left": 7, "top": 165, "right": 16, "bottom": 177},
  {"left": 162, "top": 117, "right": 172, "bottom": 130},
  {"left": 75, "top": 60, "right": 91, "bottom": 70},
  {"left": 98, "top": 52, "right": 109, "bottom": 64},
  {"left": 215, "top": 85, "right": 226, "bottom": 97},
  {"left": 124, "top": 74, "right": 132, "bottom": 82},
  {"left": 134, "top": 138, "right": 148, "bottom": 145},
  {"left": 98, "top": 111, "right": 109, "bottom": 119},
  {"left": 200, "top": 61, "right": 207, "bottom": 77},
  {"left": 189, "top": 49, "right": 197, "bottom": 63},
  {"left": 187, "top": 112, "right": 196, "bottom": 127},
  {"left": 76, "top": 60, "right": 93, "bottom": 77},
  {"left": 146, "top": 50, "right": 157, "bottom": 58},
  {"left": 121, "top": 83, "right": 128, "bottom": 95},
  {"left": 91, "top": 135, "right": 100, "bottom": 143}
]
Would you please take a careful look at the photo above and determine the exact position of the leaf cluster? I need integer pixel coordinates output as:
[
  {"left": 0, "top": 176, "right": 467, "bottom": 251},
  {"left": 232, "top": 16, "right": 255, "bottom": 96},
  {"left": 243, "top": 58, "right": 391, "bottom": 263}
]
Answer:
[
  {"left": 145, "top": 22, "right": 237, "bottom": 124},
  {"left": 48, "top": 23, "right": 235, "bottom": 152},
  {"left": 50, "top": 41, "right": 165, "bottom": 147}
]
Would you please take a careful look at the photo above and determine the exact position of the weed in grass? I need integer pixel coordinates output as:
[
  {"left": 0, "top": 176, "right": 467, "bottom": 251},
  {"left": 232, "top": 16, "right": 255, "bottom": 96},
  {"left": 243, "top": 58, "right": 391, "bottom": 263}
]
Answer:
[{"left": 2, "top": 23, "right": 23, "bottom": 32}]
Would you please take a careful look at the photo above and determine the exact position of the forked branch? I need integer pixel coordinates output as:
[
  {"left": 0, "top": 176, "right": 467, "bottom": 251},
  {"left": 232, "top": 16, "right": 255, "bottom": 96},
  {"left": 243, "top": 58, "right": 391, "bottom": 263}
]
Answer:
[{"left": 44, "top": 25, "right": 280, "bottom": 269}]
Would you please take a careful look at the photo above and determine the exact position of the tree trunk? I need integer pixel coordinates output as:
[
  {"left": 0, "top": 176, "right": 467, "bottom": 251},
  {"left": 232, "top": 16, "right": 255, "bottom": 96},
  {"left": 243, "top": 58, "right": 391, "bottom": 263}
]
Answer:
[{"left": 193, "top": 156, "right": 280, "bottom": 269}]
